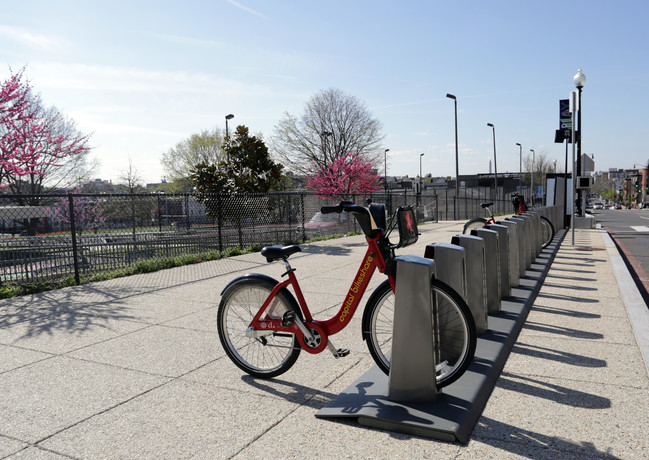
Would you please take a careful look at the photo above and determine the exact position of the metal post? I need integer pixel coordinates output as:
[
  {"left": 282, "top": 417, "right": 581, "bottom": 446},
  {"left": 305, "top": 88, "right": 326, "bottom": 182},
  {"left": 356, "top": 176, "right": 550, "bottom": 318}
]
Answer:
[
  {"left": 384, "top": 148, "right": 389, "bottom": 194},
  {"left": 447, "top": 94, "right": 459, "bottom": 220},
  {"left": 68, "top": 194, "right": 81, "bottom": 285},
  {"left": 570, "top": 90, "right": 577, "bottom": 245},
  {"left": 530, "top": 149, "right": 535, "bottom": 206}
]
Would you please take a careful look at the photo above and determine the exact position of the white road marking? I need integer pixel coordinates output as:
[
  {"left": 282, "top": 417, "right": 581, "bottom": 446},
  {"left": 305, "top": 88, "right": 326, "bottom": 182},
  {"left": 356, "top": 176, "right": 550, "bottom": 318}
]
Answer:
[{"left": 631, "top": 226, "right": 649, "bottom": 232}]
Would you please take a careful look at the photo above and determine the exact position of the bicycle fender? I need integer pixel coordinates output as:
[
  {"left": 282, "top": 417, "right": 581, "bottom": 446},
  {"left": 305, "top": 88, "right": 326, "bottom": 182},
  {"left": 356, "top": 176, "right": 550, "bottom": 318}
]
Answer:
[
  {"left": 220, "top": 274, "right": 300, "bottom": 313},
  {"left": 220, "top": 273, "right": 281, "bottom": 295}
]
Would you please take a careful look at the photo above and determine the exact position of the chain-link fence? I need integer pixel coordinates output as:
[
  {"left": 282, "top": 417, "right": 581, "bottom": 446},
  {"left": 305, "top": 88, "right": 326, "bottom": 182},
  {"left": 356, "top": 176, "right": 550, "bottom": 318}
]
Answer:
[{"left": 0, "top": 188, "right": 520, "bottom": 288}]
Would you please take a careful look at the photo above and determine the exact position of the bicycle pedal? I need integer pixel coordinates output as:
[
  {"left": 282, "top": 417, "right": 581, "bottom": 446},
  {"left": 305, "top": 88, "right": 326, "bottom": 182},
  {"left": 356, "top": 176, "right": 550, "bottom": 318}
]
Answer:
[{"left": 335, "top": 348, "right": 350, "bottom": 358}]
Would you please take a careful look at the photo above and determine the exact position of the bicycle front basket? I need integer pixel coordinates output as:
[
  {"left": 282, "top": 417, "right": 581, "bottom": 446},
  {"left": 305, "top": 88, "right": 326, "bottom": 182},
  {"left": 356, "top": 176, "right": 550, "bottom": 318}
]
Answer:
[{"left": 395, "top": 205, "right": 418, "bottom": 248}]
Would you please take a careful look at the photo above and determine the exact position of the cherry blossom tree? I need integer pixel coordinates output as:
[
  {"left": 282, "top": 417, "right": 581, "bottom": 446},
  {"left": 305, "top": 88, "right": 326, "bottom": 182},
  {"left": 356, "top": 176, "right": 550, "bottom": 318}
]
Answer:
[
  {"left": 48, "top": 186, "right": 106, "bottom": 234},
  {"left": 306, "top": 152, "right": 382, "bottom": 200},
  {"left": 0, "top": 68, "right": 91, "bottom": 195}
]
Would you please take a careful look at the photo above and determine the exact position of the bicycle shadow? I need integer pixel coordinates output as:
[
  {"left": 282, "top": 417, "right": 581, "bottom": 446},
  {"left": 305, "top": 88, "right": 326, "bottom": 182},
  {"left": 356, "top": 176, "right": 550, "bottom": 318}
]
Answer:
[
  {"left": 474, "top": 415, "right": 621, "bottom": 459},
  {"left": 323, "top": 380, "right": 443, "bottom": 427},
  {"left": 511, "top": 341, "right": 606, "bottom": 366}
]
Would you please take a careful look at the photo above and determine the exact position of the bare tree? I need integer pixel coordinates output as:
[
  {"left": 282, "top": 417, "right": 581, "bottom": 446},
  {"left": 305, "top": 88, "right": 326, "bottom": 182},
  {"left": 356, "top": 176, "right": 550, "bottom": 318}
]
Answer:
[
  {"left": 523, "top": 151, "right": 556, "bottom": 186},
  {"left": 118, "top": 156, "right": 145, "bottom": 193},
  {"left": 271, "top": 88, "right": 384, "bottom": 174}
]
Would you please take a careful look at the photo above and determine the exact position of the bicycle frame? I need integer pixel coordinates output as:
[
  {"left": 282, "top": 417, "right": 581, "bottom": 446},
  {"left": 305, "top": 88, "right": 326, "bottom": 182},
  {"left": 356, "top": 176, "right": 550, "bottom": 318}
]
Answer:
[{"left": 248, "top": 233, "right": 394, "bottom": 355}]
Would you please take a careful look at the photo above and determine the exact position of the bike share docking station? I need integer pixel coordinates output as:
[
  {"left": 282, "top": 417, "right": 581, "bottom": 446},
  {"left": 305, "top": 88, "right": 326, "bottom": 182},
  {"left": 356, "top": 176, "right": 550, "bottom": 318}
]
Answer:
[{"left": 317, "top": 206, "right": 565, "bottom": 443}]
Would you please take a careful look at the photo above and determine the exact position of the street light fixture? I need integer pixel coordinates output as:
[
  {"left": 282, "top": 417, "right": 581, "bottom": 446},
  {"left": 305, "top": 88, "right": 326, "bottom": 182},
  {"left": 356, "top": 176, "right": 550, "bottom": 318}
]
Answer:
[
  {"left": 487, "top": 123, "right": 498, "bottom": 200},
  {"left": 384, "top": 149, "right": 389, "bottom": 194},
  {"left": 530, "top": 149, "right": 535, "bottom": 204},
  {"left": 574, "top": 69, "right": 586, "bottom": 216},
  {"left": 225, "top": 114, "right": 234, "bottom": 138},
  {"left": 516, "top": 143, "right": 523, "bottom": 192},
  {"left": 446, "top": 93, "right": 459, "bottom": 219},
  {"left": 419, "top": 153, "right": 424, "bottom": 194}
]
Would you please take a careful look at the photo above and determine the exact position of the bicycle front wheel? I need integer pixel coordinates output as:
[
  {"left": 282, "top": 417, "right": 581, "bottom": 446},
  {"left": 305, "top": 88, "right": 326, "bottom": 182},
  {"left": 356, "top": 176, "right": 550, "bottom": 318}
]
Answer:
[
  {"left": 218, "top": 278, "right": 301, "bottom": 379},
  {"left": 463, "top": 217, "right": 487, "bottom": 234},
  {"left": 362, "top": 279, "right": 477, "bottom": 388},
  {"left": 539, "top": 216, "right": 555, "bottom": 249}
]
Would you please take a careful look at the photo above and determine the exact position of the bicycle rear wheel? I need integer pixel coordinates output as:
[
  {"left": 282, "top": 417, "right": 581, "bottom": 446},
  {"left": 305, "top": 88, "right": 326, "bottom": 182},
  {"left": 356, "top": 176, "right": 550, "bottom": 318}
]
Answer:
[
  {"left": 539, "top": 216, "right": 555, "bottom": 249},
  {"left": 362, "top": 279, "right": 477, "bottom": 388},
  {"left": 218, "top": 277, "right": 301, "bottom": 378},
  {"left": 462, "top": 217, "right": 487, "bottom": 234}
]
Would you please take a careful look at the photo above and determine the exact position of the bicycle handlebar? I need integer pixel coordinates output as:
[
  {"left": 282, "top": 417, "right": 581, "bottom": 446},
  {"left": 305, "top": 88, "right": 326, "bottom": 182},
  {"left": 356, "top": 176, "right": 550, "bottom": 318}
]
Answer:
[{"left": 321, "top": 201, "right": 367, "bottom": 216}]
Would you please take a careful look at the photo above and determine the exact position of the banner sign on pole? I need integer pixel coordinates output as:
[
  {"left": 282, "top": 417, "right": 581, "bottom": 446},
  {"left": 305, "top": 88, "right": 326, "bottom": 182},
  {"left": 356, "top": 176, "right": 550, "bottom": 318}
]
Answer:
[{"left": 560, "top": 99, "right": 571, "bottom": 130}]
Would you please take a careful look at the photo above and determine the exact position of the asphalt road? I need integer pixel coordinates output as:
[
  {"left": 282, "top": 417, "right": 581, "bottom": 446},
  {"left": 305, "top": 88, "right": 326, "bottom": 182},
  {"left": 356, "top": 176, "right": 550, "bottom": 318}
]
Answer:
[{"left": 593, "top": 208, "right": 649, "bottom": 302}]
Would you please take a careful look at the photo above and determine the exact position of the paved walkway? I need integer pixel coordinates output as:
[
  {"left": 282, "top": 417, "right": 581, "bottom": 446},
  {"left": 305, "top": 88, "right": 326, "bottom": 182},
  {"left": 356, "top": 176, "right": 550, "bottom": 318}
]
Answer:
[{"left": 0, "top": 221, "right": 648, "bottom": 459}]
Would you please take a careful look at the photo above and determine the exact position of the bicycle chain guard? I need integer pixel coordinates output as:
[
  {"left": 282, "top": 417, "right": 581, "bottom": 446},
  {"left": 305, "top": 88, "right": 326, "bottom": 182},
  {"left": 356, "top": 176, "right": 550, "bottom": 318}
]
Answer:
[{"left": 297, "top": 322, "right": 328, "bottom": 354}]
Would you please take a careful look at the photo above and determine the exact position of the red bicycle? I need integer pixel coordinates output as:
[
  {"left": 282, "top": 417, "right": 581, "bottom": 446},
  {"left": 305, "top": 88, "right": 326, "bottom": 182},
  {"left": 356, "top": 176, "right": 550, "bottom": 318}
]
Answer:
[
  {"left": 218, "top": 201, "right": 477, "bottom": 388},
  {"left": 462, "top": 199, "right": 555, "bottom": 249}
]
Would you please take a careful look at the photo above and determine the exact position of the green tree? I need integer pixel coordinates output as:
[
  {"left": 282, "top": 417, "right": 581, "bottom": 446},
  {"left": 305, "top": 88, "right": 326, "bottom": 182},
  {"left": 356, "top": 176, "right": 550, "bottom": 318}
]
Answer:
[
  {"left": 191, "top": 126, "right": 282, "bottom": 194},
  {"left": 191, "top": 125, "right": 283, "bottom": 246},
  {"left": 161, "top": 128, "right": 224, "bottom": 191}
]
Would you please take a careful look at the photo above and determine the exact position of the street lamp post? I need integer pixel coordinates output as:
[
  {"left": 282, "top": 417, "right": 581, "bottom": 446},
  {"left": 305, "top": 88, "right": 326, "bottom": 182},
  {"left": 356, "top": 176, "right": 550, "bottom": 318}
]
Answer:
[
  {"left": 516, "top": 143, "right": 523, "bottom": 193},
  {"left": 574, "top": 69, "right": 586, "bottom": 216},
  {"left": 446, "top": 94, "right": 459, "bottom": 219},
  {"left": 384, "top": 149, "right": 389, "bottom": 194},
  {"left": 419, "top": 153, "right": 424, "bottom": 194},
  {"left": 487, "top": 123, "right": 498, "bottom": 200},
  {"left": 530, "top": 149, "right": 535, "bottom": 204},
  {"left": 225, "top": 114, "right": 234, "bottom": 138}
]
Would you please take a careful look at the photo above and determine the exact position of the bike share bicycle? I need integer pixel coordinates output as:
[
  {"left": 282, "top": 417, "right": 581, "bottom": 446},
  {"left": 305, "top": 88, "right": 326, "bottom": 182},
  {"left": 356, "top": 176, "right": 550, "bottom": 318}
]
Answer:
[
  {"left": 218, "top": 201, "right": 477, "bottom": 388},
  {"left": 462, "top": 194, "right": 555, "bottom": 249}
]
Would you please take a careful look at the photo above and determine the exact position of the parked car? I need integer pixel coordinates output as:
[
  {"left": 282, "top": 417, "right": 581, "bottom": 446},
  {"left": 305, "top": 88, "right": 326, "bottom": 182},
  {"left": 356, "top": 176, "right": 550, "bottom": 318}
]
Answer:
[
  {"left": 298, "top": 211, "right": 349, "bottom": 237},
  {"left": 592, "top": 202, "right": 604, "bottom": 210}
]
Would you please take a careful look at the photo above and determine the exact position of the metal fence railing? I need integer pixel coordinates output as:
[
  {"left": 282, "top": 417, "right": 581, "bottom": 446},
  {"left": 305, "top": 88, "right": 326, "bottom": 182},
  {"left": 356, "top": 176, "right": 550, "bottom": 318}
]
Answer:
[{"left": 0, "top": 187, "right": 530, "bottom": 288}]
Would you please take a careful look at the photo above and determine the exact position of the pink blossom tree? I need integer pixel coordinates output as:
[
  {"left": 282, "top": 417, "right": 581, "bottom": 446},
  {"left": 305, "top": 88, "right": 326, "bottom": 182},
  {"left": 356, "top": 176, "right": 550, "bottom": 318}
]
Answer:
[
  {"left": 306, "top": 152, "right": 383, "bottom": 200},
  {"left": 0, "top": 68, "right": 91, "bottom": 194},
  {"left": 48, "top": 186, "right": 106, "bottom": 234}
]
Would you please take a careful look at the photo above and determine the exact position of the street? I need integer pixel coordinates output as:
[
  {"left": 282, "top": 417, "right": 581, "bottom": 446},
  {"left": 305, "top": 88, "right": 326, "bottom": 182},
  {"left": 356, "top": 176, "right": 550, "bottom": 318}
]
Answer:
[{"left": 594, "top": 208, "right": 649, "bottom": 303}]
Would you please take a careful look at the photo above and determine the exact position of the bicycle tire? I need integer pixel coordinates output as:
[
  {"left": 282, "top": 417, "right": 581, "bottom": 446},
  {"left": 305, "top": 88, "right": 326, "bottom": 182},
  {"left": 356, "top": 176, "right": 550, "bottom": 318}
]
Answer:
[
  {"left": 539, "top": 216, "right": 555, "bottom": 249},
  {"left": 362, "top": 278, "right": 477, "bottom": 388},
  {"left": 218, "top": 277, "right": 301, "bottom": 378},
  {"left": 462, "top": 217, "right": 488, "bottom": 234}
]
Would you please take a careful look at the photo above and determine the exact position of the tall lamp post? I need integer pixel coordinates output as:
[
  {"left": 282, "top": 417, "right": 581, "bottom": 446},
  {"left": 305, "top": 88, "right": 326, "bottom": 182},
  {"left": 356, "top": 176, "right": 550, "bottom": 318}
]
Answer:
[
  {"left": 419, "top": 153, "right": 424, "bottom": 194},
  {"left": 574, "top": 69, "right": 586, "bottom": 216},
  {"left": 225, "top": 114, "right": 234, "bottom": 139},
  {"left": 530, "top": 149, "right": 535, "bottom": 204},
  {"left": 384, "top": 149, "right": 389, "bottom": 194},
  {"left": 446, "top": 94, "right": 459, "bottom": 219},
  {"left": 516, "top": 143, "right": 523, "bottom": 193},
  {"left": 487, "top": 123, "right": 498, "bottom": 200}
]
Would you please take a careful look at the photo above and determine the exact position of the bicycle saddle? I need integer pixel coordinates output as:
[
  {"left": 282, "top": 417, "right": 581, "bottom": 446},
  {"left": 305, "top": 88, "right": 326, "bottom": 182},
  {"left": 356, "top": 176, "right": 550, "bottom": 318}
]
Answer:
[
  {"left": 480, "top": 202, "right": 493, "bottom": 208},
  {"left": 261, "top": 245, "right": 301, "bottom": 262}
]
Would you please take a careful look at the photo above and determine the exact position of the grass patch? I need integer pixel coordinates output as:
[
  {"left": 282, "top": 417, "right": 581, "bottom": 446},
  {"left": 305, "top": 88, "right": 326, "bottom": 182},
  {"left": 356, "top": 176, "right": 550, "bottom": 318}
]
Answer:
[{"left": 0, "top": 246, "right": 261, "bottom": 300}]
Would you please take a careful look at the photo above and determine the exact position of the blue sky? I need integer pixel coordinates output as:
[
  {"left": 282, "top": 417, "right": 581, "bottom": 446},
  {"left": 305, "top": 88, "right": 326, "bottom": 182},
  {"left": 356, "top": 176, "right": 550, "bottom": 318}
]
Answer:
[{"left": 2, "top": 0, "right": 648, "bottom": 185}]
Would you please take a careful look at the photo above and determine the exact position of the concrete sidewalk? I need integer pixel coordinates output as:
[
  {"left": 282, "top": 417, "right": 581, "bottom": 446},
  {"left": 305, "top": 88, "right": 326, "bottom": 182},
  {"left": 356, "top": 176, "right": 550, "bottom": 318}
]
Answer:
[{"left": 1, "top": 222, "right": 648, "bottom": 459}]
